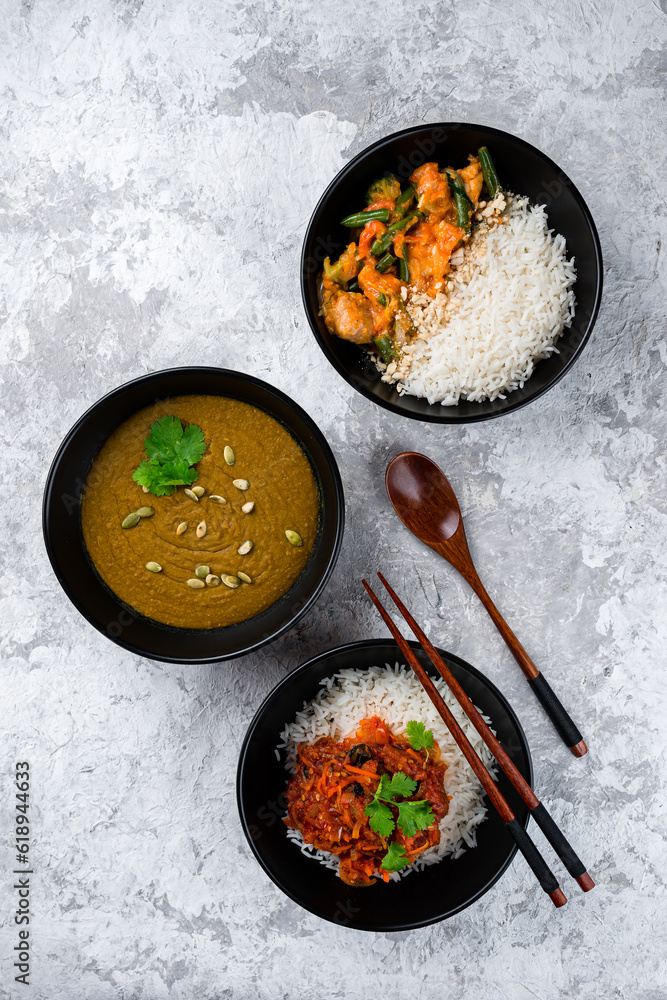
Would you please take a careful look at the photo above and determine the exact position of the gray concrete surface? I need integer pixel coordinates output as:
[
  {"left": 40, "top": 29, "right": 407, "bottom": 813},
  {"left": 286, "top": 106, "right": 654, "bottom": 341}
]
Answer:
[{"left": 1, "top": 1, "right": 666, "bottom": 997}]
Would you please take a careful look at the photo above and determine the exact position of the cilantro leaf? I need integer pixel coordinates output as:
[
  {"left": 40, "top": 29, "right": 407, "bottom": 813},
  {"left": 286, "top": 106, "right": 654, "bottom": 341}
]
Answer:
[
  {"left": 379, "top": 772, "right": 417, "bottom": 802},
  {"left": 132, "top": 460, "right": 177, "bottom": 496},
  {"left": 132, "top": 415, "right": 206, "bottom": 496},
  {"left": 132, "top": 459, "right": 199, "bottom": 496},
  {"left": 381, "top": 841, "right": 410, "bottom": 872},
  {"left": 365, "top": 772, "right": 418, "bottom": 837},
  {"left": 175, "top": 422, "right": 206, "bottom": 465},
  {"left": 395, "top": 799, "right": 436, "bottom": 838},
  {"left": 144, "top": 415, "right": 185, "bottom": 461},
  {"left": 365, "top": 768, "right": 434, "bottom": 867},
  {"left": 406, "top": 720, "right": 434, "bottom": 757},
  {"left": 364, "top": 798, "right": 395, "bottom": 838}
]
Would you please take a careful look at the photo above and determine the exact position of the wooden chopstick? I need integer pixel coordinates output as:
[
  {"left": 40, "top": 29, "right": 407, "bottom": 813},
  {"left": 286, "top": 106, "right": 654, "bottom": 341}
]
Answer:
[
  {"left": 376, "top": 572, "right": 595, "bottom": 893},
  {"left": 362, "top": 577, "right": 567, "bottom": 908}
]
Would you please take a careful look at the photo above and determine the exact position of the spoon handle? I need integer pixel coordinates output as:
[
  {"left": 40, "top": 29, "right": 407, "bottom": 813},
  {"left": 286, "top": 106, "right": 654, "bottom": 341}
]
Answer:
[{"left": 466, "top": 570, "right": 587, "bottom": 757}]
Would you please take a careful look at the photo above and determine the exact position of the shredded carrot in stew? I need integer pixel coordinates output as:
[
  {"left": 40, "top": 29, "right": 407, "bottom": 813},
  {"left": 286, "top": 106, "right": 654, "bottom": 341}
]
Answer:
[{"left": 284, "top": 716, "right": 449, "bottom": 887}]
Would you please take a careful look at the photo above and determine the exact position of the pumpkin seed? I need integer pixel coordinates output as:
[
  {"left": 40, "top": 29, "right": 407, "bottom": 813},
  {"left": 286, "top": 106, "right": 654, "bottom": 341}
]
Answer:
[
  {"left": 192, "top": 485, "right": 205, "bottom": 498},
  {"left": 237, "top": 571, "right": 252, "bottom": 584},
  {"left": 209, "top": 495, "right": 227, "bottom": 504},
  {"left": 221, "top": 574, "right": 241, "bottom": 589},
  {"left": 136, "top": 506, "right": 155, "bottom": 518},
  {"left": 224, "top": 445, "right": 235, "bottom": 466},
  {"left": 145, "top": 561, "right": 162, "bottom": 573},
  {"left": 195, "top": 564, "right": 210, "bottom": 579},
  {"left": 241, "top": 501, "right": 255, "bottom": 514},
  {"left": 237, "top": 540, "right": 254, "bottom": 555},
  {"left": 187, "top": 578, "right": 206, "bottom": 589},
  {"left": 285, "top": 529, "right": 303, "bottom": 547},
  {"left": 184, "top": 488, "right": 199, "bottom": 502},
  {"left": 176, "top": 521, "right": 188, "bottom": 535},
  {"left": 205, "top": 574, "right": 221, "bottom": 587},
  {"left": 233, "top": 479, "right": 250, "bottom": 491},
  {"left": 121, "top": 512, "right": 141, "bottom": 529},
  {"left": 196, "top": 521, "right": 207, "bottom": 538}
]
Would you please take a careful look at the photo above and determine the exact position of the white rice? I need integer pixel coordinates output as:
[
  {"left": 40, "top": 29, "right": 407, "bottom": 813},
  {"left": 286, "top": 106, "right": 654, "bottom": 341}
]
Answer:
[
  {"left": 278, "top": 663, "right": 496, "bottom": 882},
  {"left": 397, "top": 194, "right": 577, "bottom": 405}
]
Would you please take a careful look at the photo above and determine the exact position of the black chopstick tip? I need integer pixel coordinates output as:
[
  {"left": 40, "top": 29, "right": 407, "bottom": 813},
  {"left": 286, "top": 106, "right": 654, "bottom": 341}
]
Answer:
[
  {"left": 571, "top": 740, "right": 588, "bottom": 758},
  {"left": 550, "top": 887, "right": 568, "bottom": 908}
]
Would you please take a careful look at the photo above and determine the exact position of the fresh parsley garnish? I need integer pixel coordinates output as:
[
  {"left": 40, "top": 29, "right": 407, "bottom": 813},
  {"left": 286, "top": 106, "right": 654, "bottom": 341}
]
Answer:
[
  {"left": 406, "top": 720, "right": 434, "bottom": 759},
  {"left": 379, "top": 772, "right": 417, "bottom": 800},
  {"left": 364, "top": 773, "right": 417, "bottom": 837},
  {"left": 364, "top": 797, "right": 396, "bottom": 839},
  {"left": 395, "top": 799, "right": 435, "bottom": 838},
  {"left": 364, "top": 771, "right": 435, "bottom": 840},
  {"left": 132, "top": 415, "right": 206, "bottom": 497},
  {"left": 381, "top": 841, "right": 410, "bottom": 872},
  {"left": 364, "top": 765, "right": 437, "bottom": 876}
]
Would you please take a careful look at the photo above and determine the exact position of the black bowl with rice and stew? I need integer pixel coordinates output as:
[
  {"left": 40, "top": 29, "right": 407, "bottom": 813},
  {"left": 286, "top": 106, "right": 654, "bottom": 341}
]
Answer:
[
  {"left": 301, "top": 123, "right": 603, "bottom": 423},
  {"left": 236, "top": 639, "right": 532, "bottom": 931}
]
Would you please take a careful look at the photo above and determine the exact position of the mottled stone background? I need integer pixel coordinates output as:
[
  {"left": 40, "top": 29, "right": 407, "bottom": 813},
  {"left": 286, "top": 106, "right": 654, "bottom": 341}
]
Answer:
[{"left": 1, "top": 1, "right": 666, "bottom": 997}]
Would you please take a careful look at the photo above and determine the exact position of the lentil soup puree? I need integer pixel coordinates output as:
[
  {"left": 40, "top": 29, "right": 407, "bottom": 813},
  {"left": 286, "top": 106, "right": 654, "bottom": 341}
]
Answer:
[{"left": 81, "top": 395, "right": 320, "bottom": 629}]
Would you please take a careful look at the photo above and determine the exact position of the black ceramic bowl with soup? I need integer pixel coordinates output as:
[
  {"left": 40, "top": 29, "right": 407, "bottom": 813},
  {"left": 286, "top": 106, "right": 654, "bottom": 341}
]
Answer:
[
  {"left": 237, "top": 639, "right": 533, "bottom": 931},
  {"left": 42, "top": 367, "right": 345, "bottom": 663},
  {"left": 300, "top": 122, "right": 603, "bottom": 423}
]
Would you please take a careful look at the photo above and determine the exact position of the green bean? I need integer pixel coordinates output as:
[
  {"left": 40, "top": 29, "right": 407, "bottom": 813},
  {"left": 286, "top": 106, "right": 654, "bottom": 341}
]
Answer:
[
  {"left": 478, "top": 146, "right": 500, "bottom": 199},
  {"left": 398, "top": 252, "right": 409, "bottom": 283},
  {"left": 394, "top": 183, "right": 416, "bottom": 216},
  {"left": 396, "top": 183, "right": 415, "bottom": 207},
  {"left": 376, "top": 253, "right": 396, "bottom": 273},
  {"left": 445, "top": 168, "right": 472, "bottom": 203},
  {"left": 374, "top": 334, "right": 396, "bottom": 364},
  {"left": 340, "top": 208, "right": 390, "bottom": 226},
  {"left": 452, "top": 192, "right": 471, "bottom": 232},
  {"left": 445, "top": 169, "right": 472, "bottom": 233},
  {"left": 371, "top": 211, "right": 420, "bottom": 256}
]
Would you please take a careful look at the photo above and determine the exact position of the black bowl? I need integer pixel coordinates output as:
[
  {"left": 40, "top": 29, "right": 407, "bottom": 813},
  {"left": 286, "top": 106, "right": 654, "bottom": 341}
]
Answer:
[
  {"left": 237, "top": 639, "right": 532, "bottom": 930},
  {"left": 301, "top": 123, "right": 603, "bottom": 423},
  {"left": 43, "top": 367, "right": 345, "bottom": 663}
]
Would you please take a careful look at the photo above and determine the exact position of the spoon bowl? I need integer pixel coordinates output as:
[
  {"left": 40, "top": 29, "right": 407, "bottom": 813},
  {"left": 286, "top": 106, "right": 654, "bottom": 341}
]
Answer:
[{"left": 386, "top": 452, "right": 466, "bottom": 551}]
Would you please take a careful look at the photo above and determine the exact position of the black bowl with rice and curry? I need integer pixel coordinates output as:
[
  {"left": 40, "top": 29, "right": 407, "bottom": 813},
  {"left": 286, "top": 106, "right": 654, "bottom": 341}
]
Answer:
[{"left": 301, "top": 122, "right": 603, "bottom": 423}]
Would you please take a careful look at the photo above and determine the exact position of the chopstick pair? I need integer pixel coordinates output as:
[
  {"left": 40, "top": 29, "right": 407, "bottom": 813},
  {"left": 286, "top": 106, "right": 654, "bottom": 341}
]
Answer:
[{"left": 362, "top": 572, "right": 595, "bottom": 908}]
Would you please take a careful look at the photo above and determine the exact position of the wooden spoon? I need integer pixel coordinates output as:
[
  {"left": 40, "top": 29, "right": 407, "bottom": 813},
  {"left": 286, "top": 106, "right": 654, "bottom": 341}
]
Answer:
[{"left": 385, "top": 451, "right": 587, "bottom": 757}]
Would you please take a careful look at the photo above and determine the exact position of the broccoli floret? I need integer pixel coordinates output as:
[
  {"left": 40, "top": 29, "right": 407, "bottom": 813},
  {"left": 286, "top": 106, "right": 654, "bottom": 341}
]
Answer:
[
  {"left": 365, "top": 174, "right": 402, "bottom": 205},
  {"left": 322, "top": 244, "right": 361, "bottom": 286}
]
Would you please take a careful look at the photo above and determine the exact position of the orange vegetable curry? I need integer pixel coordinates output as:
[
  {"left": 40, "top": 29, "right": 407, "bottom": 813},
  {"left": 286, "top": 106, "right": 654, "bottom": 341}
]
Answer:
[{"left": 319, "top": 152, "right": 493, "bottom": 366}]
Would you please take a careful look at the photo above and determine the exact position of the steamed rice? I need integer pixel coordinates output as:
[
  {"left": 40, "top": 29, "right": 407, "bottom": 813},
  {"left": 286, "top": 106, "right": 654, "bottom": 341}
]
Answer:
[
  {"left": 392, "top": 194, "right": 576, "bottom": 405},
  {"left": 278, "top": 663, "right": 496, "bottom": 881}
]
